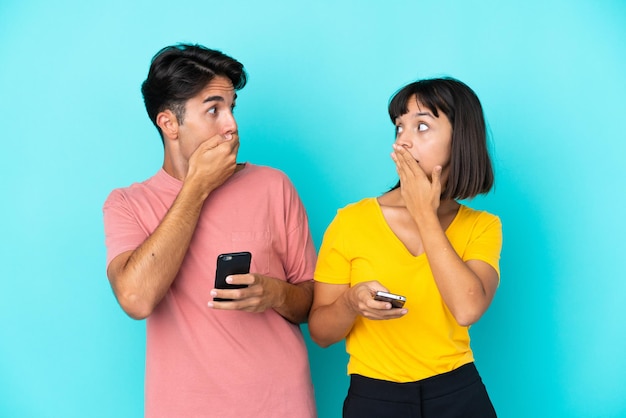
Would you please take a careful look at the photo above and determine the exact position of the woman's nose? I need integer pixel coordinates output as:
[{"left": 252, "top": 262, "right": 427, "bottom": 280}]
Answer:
[{"left": 394, "top": 132, "right": 410, "bottom": 148}]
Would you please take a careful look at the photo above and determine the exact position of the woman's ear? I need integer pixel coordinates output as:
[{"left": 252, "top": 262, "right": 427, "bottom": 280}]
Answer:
[{"left": 156, "top": 110, "right": 179, "bottom": 140}]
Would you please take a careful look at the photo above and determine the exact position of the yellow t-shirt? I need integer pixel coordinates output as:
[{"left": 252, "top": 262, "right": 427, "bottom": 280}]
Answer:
[{"left": 314, "top": 198, "right": 502, "bottom": 382}]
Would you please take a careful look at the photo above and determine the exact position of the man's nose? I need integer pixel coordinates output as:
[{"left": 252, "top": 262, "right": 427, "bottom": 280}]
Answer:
[{"left": 222, "top": 111, "right": 237, "bottom": 134}]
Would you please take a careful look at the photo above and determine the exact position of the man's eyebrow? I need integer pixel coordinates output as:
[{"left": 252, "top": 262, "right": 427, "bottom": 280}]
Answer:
[
  {"left": 202, "top": 93, "right": 238, "bottom": 104},
  {"left": 202, "top": 95, "right": 225, "bottom": 104}
]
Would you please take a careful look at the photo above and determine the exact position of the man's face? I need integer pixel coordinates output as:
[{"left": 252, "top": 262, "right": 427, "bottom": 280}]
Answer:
[{"left": 176, "top": 75, "right": 238, "bottom": 160}]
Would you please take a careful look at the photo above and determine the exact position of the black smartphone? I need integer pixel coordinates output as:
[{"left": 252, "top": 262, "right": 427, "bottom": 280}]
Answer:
[
  {"left": 214, "top": 251, "right": 252, "bottom": 302},
  {"left": 374, "top": 291, "right": 407, "bottom": 308}
]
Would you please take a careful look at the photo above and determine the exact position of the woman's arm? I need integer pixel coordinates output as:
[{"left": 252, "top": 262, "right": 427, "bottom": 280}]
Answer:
[
  {"left": 392, "top": 145, "right": 499, "bottom": 326},
  {"left": 416, "top": 215, "right": 499, "bottom": 326},
  {"left": 308, "top": 281, "right": 407, "bottom": 348}
]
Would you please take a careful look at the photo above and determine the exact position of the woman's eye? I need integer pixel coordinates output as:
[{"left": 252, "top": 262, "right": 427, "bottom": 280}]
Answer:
[
  {"left": 208, "top": 107, "right": 217, "bottom": 115},
  {"left": 418, "top": 123, "right": 428, "bottom": 132},
  {"left": 395, "top": 125, "right": 403, "bottom": 134}
]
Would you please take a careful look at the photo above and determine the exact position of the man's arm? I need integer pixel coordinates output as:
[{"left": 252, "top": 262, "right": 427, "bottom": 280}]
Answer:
[
  {"left": 209, "top": 277, "right": 313, "bottom": 324},
  {"left": 106, "top": 135, "right": 238, "bottom": 319},
  {"left": 275, "top": 279, "right": 314, "bottom": 324},
  {"left": 107, "top": 182, "right": 209, "bottom": 319}
]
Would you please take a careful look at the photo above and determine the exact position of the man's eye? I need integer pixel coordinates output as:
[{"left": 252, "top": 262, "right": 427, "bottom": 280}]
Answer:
[
  {"left": 395, "top": 126, "right": 403, "bottom": 134},
  {"left": 208, "top": 107, "right": 217, "bottom": 115},
  {"left": 418, "top": 123, "right": 428, "bottom": 132}
]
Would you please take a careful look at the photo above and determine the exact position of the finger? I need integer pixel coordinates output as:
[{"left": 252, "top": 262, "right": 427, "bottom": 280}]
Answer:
[
  {"left": 385, "top": 308, "right": 408, "bottom": 318},
  {"left": 367, "top": 282, "right": 389, "bottom": 293},
  {"left": 225, "top": 273, "right": 255, "bottom": 286},
  {"left": 392, "top": 144, "right": 413, "bottom": 161},
  {"left": 370, "top": 299, "right": 393, "bottom": 310},
  {"left": 393, "top": 145, "right": 420, "bottom": 175},
  {"left": 432, "top": 165, "right": 442, "bottom": 195},
  {"left": 377, "top": 306, "right": 408, "bottom": 317},
  {"left": 363, "top": 307, "right": 408, "bottom": 320},
  {"left": 202, "top": 133, "right": 236, "bottom": 150},
  {"left": 201, "top": 135, "right": 224, "bottom": 150},
  {"left": 207, "top": 290, "right": 238, "bottom": 309},
  {"left": 229, "top": 138, "right": 240, "bottom": 153},
  {"left": 221, "top": 132, "right": 239, "bottom": 144},
  {"left": 390, "top": 145, "right": 408, "bottom": 163},
  {"left": 391, "top": 149, "right": 410, "bottom": 179}
]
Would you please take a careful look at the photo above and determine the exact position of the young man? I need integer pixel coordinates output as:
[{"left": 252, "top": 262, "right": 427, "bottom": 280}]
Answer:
[{"left": 103, "top": 44, "right": 317, "bottom": 417}]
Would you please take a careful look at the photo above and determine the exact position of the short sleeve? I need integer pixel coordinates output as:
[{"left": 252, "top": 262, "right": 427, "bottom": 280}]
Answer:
[
  {"left": 314, "top": 212, "right": 352, "bottom": 285},
  {"left": 463, "top": 213, "right": 502, "bottom": 277},
  {"left": 102, "top": 189, "right": 147, "bottom": 268},
  {"left": 280, "top": 176, "right": 317, "bottom": 285}
]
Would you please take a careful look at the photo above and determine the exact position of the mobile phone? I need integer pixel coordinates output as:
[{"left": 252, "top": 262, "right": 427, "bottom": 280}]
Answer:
[
  {"left": 374, "top": 291, "right": 406, "bottom": 308},
  {"left": 214, "top": 251, "right": 252, "bottom": 302}
]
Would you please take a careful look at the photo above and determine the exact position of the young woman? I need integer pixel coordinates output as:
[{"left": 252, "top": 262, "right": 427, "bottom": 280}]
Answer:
[{"left": 309, "top": 78, "right": 502, "bottom": 418}]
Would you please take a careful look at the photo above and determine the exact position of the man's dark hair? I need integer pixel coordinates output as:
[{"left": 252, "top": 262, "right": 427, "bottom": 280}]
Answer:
[
  {"left": 141, "top": 43, "right": 247, "bottom": 140},
  {"left": 388, "top": 77, "right": 494, "bottom": 200}
]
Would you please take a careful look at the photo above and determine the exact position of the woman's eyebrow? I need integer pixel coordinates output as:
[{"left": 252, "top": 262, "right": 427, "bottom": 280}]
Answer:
[
  {"left": 395, "top": 111, "right": 435, "bottom": 123},
  {"left": 413, "top": 111, "right": 435, "bottom": 118}
]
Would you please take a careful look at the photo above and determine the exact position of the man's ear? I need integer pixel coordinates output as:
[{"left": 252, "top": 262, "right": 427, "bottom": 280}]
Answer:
[{"left": 156, "top": 110, "right": 179, "bottom": 140}]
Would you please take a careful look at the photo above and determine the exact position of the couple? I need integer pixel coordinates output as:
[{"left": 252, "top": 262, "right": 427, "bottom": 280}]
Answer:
[{"left": 103, "top": 43, "right": 502, "bottom": 418}]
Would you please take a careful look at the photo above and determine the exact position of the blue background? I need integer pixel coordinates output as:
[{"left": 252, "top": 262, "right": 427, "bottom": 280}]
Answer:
[{"left": 1, "top": 1, "right": 625, "bottom": 417}]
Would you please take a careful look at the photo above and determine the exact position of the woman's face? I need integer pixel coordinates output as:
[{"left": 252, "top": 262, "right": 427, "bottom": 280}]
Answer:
[{"left": 393, "top": 95, "right": 453, "bottom": 180}]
